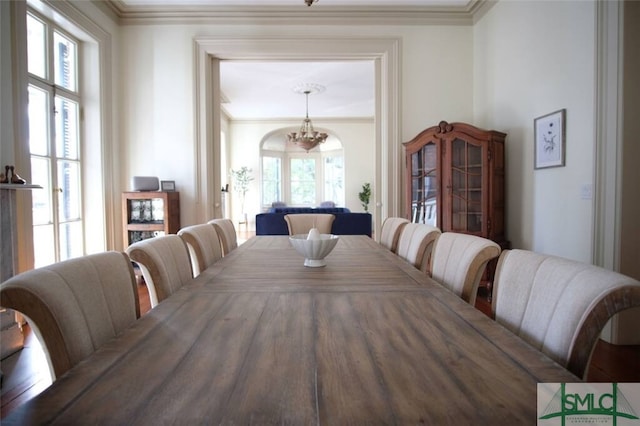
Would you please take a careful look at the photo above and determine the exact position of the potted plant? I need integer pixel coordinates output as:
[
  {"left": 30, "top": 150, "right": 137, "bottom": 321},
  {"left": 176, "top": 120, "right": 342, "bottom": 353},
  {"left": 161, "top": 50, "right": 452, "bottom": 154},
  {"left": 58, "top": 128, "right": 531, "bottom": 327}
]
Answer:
[
  {"left": 230, "top": 166, "right": 254, "bottom": 223},
  {"left": 358, "top": 182, "right": 371, "bottom": 212}
]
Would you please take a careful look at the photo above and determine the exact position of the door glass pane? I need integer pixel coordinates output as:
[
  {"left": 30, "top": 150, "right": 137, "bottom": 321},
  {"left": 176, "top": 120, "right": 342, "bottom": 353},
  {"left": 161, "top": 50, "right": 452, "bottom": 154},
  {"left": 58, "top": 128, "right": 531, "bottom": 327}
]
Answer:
[
  {"left": 452, "top": 196, "right": 465, "bottom": 230},
  {"left": 27, "top": 14, "right": 46, "bottom": 79},
  {"left": 28, "top": 86, "right": 49, "bottom": 156},
  {"left": 262, "top": 156, "right": 282, "bottom": 205},
  {"left": 59, "top": 221, "right": 83, "bottom": 261},
  {"left": 290, "top": 158, "right": 315, "bottom": 205},
  {"left": 31, "top": 157, "right": 52, "bottom": 225},
  {"left": 411, "top": 142, "right": 437, "bottom": 225},
  {"left": 33, "top": 224, "right": 55, "bottom": 268},
  {"left": 28, "top": 12, "right": 84, "bottom": 265},
  {"left": 53, "top": 31, "right": 77, "bottom": 92},
  {"left": 57, "top": 160, "right": 81, "bottom": 221},
  {"left": 55, "top": 96, "right": 79, "bottom": 160},
  {"left": 450, "top": 138, "right": 482, "bottom": 233},
  {"left": 323, "top": 156, "right": 344, "bottom": 206}
]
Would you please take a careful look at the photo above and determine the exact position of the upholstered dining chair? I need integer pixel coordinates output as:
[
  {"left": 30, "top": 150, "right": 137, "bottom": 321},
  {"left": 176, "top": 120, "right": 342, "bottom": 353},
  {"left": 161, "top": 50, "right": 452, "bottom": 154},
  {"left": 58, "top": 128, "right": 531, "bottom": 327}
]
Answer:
[
  {"left": 126, "top": 234, "right": 193, "bottom": 308},
  {"left": 0, "top": 251, "right": 140, "bottom": 380},
  {"left": 492, "top": 249, "right": 640, "bottom": 379},
  {"left": 396, "top": 223, "right": 441, "bottom": 273},
  {"left": 207, "top": 218, "right": 238, "bottom": 256},
  {"left": 379, "top": 217, "right": 410, "bottom": 253},
  {"left": 284, "top": 213, "right": 335, "bottom": 236},
  {"left": 178, "top": 223, "right": 224, "bottom": 276},
  {"left": 429, "top": 232, "right": 501, "bottom": 305}
]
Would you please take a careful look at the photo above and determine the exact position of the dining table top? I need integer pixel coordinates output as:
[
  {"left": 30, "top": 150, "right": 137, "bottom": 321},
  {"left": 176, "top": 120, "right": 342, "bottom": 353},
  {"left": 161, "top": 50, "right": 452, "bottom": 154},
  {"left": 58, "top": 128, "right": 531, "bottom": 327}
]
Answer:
[{"left": 5, "top": 235, "right": 578, "bottom": 425}]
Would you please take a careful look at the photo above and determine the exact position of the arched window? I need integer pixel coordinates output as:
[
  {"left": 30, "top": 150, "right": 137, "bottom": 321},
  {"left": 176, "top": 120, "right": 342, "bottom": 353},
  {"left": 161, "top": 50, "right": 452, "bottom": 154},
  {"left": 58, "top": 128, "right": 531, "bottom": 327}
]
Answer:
[{"left": 261, "top": 129, "right": 344, "bottom": 209}]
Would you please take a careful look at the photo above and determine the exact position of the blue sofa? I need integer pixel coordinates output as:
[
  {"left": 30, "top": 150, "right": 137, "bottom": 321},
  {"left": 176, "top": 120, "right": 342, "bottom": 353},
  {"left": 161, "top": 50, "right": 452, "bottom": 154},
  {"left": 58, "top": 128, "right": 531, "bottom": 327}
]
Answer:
[{"left": 256, "top": 210, "right": 372, "bottom": 236}]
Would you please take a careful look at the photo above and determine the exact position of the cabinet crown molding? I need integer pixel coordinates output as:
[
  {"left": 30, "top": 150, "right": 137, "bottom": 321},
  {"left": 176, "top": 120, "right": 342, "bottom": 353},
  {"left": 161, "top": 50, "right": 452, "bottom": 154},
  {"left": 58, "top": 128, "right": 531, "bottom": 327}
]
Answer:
[{"left": 437, "top": 121, "right": 454, "bottom": 134}]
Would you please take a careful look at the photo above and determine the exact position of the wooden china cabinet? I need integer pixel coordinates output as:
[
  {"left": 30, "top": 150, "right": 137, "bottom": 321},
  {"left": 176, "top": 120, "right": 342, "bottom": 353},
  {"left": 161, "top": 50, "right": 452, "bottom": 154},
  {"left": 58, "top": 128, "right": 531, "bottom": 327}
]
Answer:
[{"left": 403, "top": 120, "right": 509, "bottom": 249}]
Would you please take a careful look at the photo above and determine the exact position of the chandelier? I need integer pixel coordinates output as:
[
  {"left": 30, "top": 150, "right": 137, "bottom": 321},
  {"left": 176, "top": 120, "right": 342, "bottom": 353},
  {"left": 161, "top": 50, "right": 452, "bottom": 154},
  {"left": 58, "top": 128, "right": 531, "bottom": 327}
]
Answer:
[{"left": 287, "top": 87, "right": 328, "bottom": 152}]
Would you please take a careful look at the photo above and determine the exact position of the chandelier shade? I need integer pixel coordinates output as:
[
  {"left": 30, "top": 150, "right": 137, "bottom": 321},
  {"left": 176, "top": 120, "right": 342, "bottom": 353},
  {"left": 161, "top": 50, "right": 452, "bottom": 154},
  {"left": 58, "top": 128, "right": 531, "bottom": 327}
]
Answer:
[{"left": 287, "top": 89, "right": 328, "bottom": 152}]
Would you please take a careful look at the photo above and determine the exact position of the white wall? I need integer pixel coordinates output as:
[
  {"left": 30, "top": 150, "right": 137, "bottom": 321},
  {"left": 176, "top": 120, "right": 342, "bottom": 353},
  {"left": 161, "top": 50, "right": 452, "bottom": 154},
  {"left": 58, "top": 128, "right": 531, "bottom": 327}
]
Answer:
[
  {"left": 117, "top": 23, "right": 473, "bottom": 230},
  {"left": 120, "top": 25, "right": 195, "bottom": 199},
  {"left": 473, "top": 0, "right": 596, "bottom": 262},
  {"left": 65, "top": 1, "right": 599, "bottom": 262}
]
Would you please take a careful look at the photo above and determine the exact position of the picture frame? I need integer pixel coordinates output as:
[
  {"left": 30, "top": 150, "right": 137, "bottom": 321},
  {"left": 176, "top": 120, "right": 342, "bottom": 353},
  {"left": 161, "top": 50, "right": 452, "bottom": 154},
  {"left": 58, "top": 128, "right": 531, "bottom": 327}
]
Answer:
[
  {"left": 160, "top": 180, "right": 176, "bottom": 191},
  {"left": 534, "top": 109, "right": 566, "bottom": 169}
]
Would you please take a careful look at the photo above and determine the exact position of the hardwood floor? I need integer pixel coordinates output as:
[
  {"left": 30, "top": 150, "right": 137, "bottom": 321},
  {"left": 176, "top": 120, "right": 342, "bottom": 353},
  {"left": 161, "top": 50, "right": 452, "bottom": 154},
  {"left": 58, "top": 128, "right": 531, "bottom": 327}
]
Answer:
[{"left": 2, "top": 233, "right": 639, "bottom": 419}]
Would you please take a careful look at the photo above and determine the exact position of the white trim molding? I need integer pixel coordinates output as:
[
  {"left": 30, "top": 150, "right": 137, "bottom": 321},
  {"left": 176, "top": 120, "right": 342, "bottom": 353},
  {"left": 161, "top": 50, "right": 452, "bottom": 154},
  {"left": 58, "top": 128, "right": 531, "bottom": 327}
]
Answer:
[
  {"left": 105, "top": 0, "right": 494, "bottom": 26},
  {"left": 193, "top": 37, "right": 401, "bottom": 235},
  {"left": 593, "top": 0, "right": 629, "bottom": 344},
  {"left": 38, "top": 0, "right": 117, "bottom": 252},
  {"left": 593, "top": 0, "right": 622, "bottom": 271}
]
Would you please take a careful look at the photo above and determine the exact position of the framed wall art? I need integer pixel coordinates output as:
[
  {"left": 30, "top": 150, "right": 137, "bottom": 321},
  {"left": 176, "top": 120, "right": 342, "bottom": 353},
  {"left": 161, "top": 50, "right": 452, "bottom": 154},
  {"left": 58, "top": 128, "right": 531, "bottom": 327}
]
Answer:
[
  {"left": 161, "top": 180, "right": 176, "bottom": 191},
  {"left": 534, "top": 109, "right": 566, "bottom": 169}
]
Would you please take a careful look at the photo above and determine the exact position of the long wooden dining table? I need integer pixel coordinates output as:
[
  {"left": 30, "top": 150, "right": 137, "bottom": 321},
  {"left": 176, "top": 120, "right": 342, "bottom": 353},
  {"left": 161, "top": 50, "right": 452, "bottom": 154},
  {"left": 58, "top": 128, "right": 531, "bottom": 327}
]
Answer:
[{"left": 5, "top": 235, "right": 578, "bottom": 425}]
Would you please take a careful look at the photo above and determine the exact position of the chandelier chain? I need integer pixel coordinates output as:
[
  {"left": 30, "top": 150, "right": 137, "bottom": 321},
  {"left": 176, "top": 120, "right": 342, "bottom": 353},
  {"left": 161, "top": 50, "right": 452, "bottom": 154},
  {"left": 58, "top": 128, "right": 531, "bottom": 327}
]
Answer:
[{"left": 287, "top": 88, "right": 328, "bottom": 152}]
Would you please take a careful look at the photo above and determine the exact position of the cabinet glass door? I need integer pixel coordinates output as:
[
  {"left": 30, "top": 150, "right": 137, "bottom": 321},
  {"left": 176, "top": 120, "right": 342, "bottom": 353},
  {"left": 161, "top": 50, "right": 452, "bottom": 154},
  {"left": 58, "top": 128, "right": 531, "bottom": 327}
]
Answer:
[
  {"left": 410, "top": 141, "right": 438, "bottom": 226},
  {"left": 448, "top": 138, "right": 483, "bottom": 234}
]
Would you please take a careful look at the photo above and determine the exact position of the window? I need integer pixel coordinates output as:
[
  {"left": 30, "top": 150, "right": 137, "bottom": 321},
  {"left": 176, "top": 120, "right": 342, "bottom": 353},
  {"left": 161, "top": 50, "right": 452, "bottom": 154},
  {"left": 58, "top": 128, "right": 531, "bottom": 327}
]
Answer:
[
  {"left": 290, "top": 157, "right": 316, "bottom": 205},
  {"left": 260, "top": 132, "right": 344, "bottom": 208},
  {"left": 323, "top": 155, "right": 345, "bottom": 207},
  {"left": 262, "top": 156, "right": 282, "bottom": 205},
  {"left": 27, "top": 11, "right": 84, "bottom": 267}
]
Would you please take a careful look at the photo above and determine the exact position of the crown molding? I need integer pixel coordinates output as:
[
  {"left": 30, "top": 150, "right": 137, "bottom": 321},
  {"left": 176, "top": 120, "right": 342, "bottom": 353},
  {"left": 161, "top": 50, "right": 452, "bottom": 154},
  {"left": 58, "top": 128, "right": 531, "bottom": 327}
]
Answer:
[{"left": 102, "top": 0, "right": 494, "bottom": 26}]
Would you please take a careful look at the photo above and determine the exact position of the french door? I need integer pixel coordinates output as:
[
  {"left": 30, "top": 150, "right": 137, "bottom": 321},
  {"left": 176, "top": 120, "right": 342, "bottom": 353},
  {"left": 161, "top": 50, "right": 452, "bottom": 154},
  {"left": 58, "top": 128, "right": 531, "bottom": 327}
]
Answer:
[{"left": 27, "top": 12, "right": 84, "bottom": 267}]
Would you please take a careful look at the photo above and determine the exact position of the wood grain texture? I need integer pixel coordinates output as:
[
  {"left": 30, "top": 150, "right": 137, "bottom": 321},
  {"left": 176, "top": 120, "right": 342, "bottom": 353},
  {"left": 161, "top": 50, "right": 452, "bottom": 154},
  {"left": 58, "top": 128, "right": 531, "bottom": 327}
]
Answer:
[{"left": 3, "top": 236, "right": 578, "bottom": 425}]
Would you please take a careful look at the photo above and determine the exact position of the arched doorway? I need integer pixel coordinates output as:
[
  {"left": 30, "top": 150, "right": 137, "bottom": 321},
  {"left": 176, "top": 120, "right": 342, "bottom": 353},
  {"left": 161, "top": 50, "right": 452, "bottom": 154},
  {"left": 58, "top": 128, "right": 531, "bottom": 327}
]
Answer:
[{"left": 260, "top": 128, "right": 345, "bottom": 209}]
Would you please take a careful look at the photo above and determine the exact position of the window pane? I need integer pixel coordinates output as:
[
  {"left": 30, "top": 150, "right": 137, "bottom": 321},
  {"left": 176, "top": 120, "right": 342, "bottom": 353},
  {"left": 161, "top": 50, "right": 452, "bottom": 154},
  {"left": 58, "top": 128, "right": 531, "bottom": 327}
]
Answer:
[
  {"left": 33, "top": 224, "right": 55, "bottom": 268},
  {"left": 55, "top": 96, "right": 79, "bottom": 160},
  {"left": 290, "top": 158, "right": 315, "bottom": 205},
  {"left": 324, "top": 156, "right": 345, "bottom": 206},
  {"left": 27, "top": 14, "right": 46, "bottom": 78},
  {"left": 28, "top": 86, "right": 49, "bottom": 156},
  {"left": 31, "top": 157, "right": 52, "bottom": 225},
  {"left": 57, "top": 160, "right": 81, "bottom": 221},
  {"left": 53, "top": 31, "right": 77, "bottom": 92},
  {"left": 59, "top": 221, "right": 83, "bottom": 261},
  {"left": 262, "top": 156, "right": 281, "bottom": 205}
]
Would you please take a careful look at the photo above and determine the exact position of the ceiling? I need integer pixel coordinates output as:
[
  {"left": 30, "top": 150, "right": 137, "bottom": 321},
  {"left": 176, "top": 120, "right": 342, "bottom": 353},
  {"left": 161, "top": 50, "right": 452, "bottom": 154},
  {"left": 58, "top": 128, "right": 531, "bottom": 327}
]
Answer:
[
  {"left": 219, "top": 61, "right": 375, "bottom": 121},
  {"left": 111, "top": 0, "right": 483, "bottom": 121}
]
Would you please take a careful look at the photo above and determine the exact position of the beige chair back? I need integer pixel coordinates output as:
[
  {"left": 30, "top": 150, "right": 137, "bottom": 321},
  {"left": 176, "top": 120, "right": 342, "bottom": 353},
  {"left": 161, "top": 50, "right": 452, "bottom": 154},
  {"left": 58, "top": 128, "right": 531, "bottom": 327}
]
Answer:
[
  {"left": 208, "top": 218, "right": 238, "bottom": 255},
  {"left": 0, "top": 251, "right": 139, "bottom": 380},
  {"left": 126, "top": 235, "right": 193, "bottom": 307},
  {"left": 284, "top": 214, "right": 335, "bottom": 236},
  {"left": 178, "top": 223, "right": 224, "bottom": 276},
  {"left": 396, "top": 223, "right": 441, "bottom": 273},
  {"left": 492, "top": 249, "right": 640, "bottom": 378},
  {"left": 379, "top": 217, "right": 410, "bottom": 253},
  {"left": 430, "top": 232, "right": 500, "bottom": 305}
]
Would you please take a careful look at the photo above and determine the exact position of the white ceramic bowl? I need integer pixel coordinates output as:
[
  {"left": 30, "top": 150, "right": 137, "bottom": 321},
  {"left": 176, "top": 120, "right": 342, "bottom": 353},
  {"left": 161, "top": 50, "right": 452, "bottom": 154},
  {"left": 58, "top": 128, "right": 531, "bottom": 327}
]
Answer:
[{"left": 289, "top": 234, "right": 340, "bottom": 267}]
